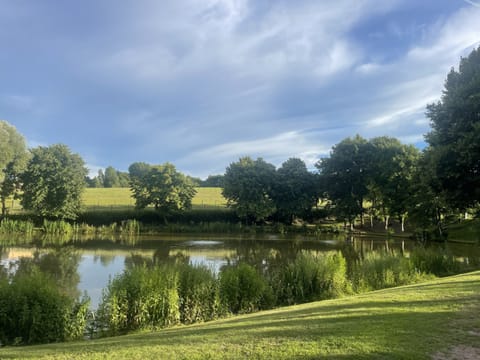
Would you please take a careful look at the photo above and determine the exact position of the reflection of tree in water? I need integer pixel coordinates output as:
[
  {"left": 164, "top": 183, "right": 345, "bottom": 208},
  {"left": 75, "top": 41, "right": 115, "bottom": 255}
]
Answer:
[
  {"left": 124, "top": 249, "right": 190, "bottom": 269},
  {"left": 13, "top": 247, "right": 82, "bottom": 299}
]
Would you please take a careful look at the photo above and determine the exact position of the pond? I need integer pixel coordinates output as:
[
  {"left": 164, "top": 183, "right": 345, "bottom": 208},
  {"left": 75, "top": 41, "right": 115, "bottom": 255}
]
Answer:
[{"left": 1, "top": 233, "right": 479, "bottom": 308}]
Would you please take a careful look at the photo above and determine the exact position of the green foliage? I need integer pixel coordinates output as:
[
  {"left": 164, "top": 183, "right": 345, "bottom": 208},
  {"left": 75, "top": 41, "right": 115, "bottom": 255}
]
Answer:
[
  {"left": 0, "top": 270, "right": 89, "bottom": 345},
  {"left": 410, "top": 247, "right": 466, "bottom": 277},
  {"left": 20, "top": 144, "right": 88, "bottom": 220},
  {"left": 178, "top": 264, "right": 223, "bottom": 324},
  {"left": 42, "top": 219, "right": 73, "bottom": 234},
  {"left": 219, "top": 263, "right": 271, "bottom": 314},
  {"left": 425, "top": 46, "right": 480, "bottom": 208},
  {"left": 97, "top": 265, "right": 180, "bottom": 335},
  {"left": 129, "top": 162, "right": 197, "bottom": 215},
  {"left": 223, "top": 157, "right": 276, "bottom": 223},
  {"left": 351, "top": 251, "right": 431, "bottom": 292},
  {"left": 0, "top": 218, "right": 34, "bottom": 234},
  {"left": 272, "top": 158, "right": 319, "bottom": 224},
  {"left": 316, "top": 135, "right": 370, "bottom": 227},
  {"left": 273, "top": 251, "right": 350, "bottom": 305},
  {"left": 0, "top": 120, "right": 29, "bottom": 216}
]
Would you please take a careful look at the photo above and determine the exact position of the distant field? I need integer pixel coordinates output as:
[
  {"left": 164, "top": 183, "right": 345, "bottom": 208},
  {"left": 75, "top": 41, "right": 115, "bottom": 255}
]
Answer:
[{"left": 82, "top": 187, "right": 227, "bottom": 209}]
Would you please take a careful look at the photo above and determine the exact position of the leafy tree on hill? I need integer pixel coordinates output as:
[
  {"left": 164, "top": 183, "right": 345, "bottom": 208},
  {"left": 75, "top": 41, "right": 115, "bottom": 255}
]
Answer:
[
  {"left": 128, "top": 162, "right": 196, "bottom": 215},
  {"left": 425, "top": 46, "right": 480, "bottom": 209},
  {"left": 0, "top": 120, "right": 29, "bottom": 216},
  {"left": 20, "top": 144, "right": 87, "bottom": 220},
  {"left": 223, "top": 157, "right": 276, "bottom": 223}
]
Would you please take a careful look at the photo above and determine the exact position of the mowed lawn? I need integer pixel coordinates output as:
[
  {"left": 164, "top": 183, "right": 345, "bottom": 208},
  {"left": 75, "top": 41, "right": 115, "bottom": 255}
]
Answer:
[
  {"left": 82, "top": 187, "right": 226, "bottom": 209},
  {"left": 3, "top": 271, "right": 480, "bottom": 360}
]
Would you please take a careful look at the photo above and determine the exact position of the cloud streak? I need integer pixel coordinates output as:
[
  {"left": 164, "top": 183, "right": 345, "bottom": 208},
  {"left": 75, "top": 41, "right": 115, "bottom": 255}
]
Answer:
[{"left": 0, "top": 0, "right": 479, "bottom": 177}]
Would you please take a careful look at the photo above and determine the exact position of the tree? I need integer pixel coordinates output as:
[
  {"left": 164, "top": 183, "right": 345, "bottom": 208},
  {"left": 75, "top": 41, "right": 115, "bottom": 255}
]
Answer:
[
  {"left": 366, "top": 137, "right": 420, "bottom": 231},
  {"left": 20, "top": 144, "right": 88, "bottom": 220},
  {"left": 272, "top": 158, "right": 318, "bottom": 224},
  {"left": 202, "top": 175, "right": 225, "bottom": 187},
  {"left": 128, "top": 162, "right": 196, "bottom": 214},
  {"left": 104, "top": 166, "right": 120, "bottom": 188},
  {"left": 0, "top": 120, "right": 29, "bottom": 216},
  {"left": 316, "top": 135, "right": 370, "bottom": 229},
  {"left": 425, "top": 46, "right": 480, "bottom": 209},
  {"left": 223, "top": 157, "right": 276, "bottom": 223}
]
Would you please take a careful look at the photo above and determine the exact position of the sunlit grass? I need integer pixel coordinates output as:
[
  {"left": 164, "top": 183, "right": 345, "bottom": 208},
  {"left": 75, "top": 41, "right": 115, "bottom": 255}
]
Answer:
[
  {"left": 3, "top": 271, "right": 479, "bottom": 359},
  {"left": 81, "top": 187, "right": 226, "bottom": 210}
]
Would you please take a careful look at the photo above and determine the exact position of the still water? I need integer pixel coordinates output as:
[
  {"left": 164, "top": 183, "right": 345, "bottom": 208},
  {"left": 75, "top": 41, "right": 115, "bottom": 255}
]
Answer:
[{"left": 1, "top": 233, "right": 479, "bottom": 308}]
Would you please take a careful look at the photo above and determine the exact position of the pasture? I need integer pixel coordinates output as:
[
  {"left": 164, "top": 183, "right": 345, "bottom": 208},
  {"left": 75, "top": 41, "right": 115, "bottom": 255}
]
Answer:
[{"left": 82, "top": 187, "right": 227, "bottom": 210}]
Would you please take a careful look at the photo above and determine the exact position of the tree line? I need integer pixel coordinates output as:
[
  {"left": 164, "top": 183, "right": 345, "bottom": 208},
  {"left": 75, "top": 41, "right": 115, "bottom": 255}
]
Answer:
[{"left": 1, "top": 47, "right": 479, "bottom": 235}]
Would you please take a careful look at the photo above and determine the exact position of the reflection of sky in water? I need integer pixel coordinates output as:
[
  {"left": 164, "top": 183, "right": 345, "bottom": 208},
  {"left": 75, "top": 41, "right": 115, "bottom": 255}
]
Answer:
[{"left": 78, "top": 255, "right": 125, "bottom": 309}]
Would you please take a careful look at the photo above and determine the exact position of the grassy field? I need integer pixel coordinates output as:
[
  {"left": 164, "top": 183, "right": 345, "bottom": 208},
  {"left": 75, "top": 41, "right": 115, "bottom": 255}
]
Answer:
[
  {"left": 81, "top": 187, "right": 226, "bottom": 210},
  {"left": 2, "top": 271, "right": 479, "bottom": 359}
]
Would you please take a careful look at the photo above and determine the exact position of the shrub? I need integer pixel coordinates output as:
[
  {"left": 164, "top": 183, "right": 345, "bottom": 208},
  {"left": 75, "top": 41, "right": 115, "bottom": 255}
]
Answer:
[{"left": 0, "top": 270, "right": 89, "bottom": 345}]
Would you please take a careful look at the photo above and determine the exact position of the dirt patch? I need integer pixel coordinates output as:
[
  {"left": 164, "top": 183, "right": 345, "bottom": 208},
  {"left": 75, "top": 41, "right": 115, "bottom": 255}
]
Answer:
[{"left": 432, "top": 345, "right": 480, "bottom": 360}]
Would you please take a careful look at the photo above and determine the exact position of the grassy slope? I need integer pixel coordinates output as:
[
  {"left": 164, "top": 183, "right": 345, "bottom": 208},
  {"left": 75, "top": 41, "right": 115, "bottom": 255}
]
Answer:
[
  {"left": 81, "top": 187, "right": 227, "bottom": 209},
  {"left": 2, "top": 271, "right": 479, "bottom": 360}
]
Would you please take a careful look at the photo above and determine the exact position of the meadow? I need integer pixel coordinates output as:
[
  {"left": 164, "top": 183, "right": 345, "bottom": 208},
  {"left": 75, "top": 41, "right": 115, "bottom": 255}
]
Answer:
[
  {"left": 2, "top": 271, "right": 479, "bottom": 359},
  {"left": 82, "top": 187, "right": 226, "bottom": 210}
]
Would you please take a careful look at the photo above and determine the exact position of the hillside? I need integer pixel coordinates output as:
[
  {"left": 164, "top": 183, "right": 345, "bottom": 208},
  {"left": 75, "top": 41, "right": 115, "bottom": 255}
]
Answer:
[{"left": 2, "top": 271, "right": 479, "bottom": 359}]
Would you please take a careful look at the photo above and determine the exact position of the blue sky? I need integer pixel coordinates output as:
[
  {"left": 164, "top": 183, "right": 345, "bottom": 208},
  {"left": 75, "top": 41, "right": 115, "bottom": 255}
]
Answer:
[{"left": 1, "top": 0, "right": 479, "bottom": 178}]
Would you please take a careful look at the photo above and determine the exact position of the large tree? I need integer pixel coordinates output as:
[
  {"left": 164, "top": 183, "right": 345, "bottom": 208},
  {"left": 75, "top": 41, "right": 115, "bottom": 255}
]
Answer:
[
  {"left": 425, "top": 46, "right": 480, "bottom": 209},
  {"left": 366, "top": 137, "right": 420, "bottom": 231},
  {"left": 0, "top": 121, "right": 29, "bottom": 216},
  {"left": 272, "top": 158, "right": 318, "bottom": 224},
  {"left": 128, "top": 162, "right": 196, "bottom": 214},
  {"left": 223, "top": 157, "right": 276, "bottom": 223},
  {"left": 316, "top": 135, "right": 370, "bottom": 229},
  {"left": 21, "top": 144, "right": 87, "bottom": 220}
]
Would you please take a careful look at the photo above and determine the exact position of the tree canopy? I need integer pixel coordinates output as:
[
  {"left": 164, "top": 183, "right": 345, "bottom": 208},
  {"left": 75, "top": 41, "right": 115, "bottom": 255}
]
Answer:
[
  {"left": 223, "top": 157, "right": 276, "bottom": 223},
  {"left": 20, "top": 144, "right": 87, "bottom": 220},
  {"left": 425, "top": 46, "right": 480, "bottom": 209},
  {"left": 128, "top": 162, "right": 196, "bottom": 214},
  {"left": 0, "top": 120, "right": 29, "bottom": 216}
]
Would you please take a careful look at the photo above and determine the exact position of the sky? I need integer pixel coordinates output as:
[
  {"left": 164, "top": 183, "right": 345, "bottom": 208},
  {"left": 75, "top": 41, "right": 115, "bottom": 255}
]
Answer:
[{"left": 1, "top": 0, "right": 480, "bottom": 179}]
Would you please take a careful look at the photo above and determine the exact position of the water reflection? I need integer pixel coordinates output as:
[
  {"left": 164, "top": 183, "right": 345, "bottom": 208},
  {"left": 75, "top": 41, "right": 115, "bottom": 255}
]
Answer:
[{"left": 1, "top": 233, "right": 479, "bottom": 309}]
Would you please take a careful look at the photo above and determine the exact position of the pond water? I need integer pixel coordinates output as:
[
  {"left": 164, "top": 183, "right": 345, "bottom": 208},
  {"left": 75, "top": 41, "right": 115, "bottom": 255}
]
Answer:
[{"left": 1, "top": 233, "right": 479, "bottom": 308}]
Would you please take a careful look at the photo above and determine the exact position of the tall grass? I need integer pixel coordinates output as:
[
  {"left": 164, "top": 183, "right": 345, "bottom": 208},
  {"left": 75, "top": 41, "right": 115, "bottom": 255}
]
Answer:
[
  {"left": 272, "top": 251, "right": 350, "bottom": 305},
  {"left": 350, "top": 251, "right": 433, "bottom": 292},
  {"left": 96, "top": 265, "right": 180, "bottom": 335},
  {"left": 0, "top": 218, "right": 34, "bottom": 234}
]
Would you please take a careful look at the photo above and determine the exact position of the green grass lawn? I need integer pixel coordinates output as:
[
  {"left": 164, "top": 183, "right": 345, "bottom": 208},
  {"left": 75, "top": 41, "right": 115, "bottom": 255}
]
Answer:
[
  {"left": 81, "top": 187, "right": 226, "bottom": 210},
  {"left": 2, "top": 271, "right": 479, "bottom": 359}
]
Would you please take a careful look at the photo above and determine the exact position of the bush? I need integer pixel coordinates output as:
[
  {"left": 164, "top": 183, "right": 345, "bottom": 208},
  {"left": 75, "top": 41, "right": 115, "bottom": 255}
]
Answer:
[{"left": 0, "top": 270, "right": 89, "bottom": 345}]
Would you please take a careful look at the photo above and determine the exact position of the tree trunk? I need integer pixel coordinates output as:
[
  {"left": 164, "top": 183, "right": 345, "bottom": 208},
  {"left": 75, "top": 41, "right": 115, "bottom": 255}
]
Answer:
[
  {"left": 384, "top": 215, "right": 389, "bottom": 230},
  {"left": 401, "top": 215, "right": 405, "bottom": 232}
]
